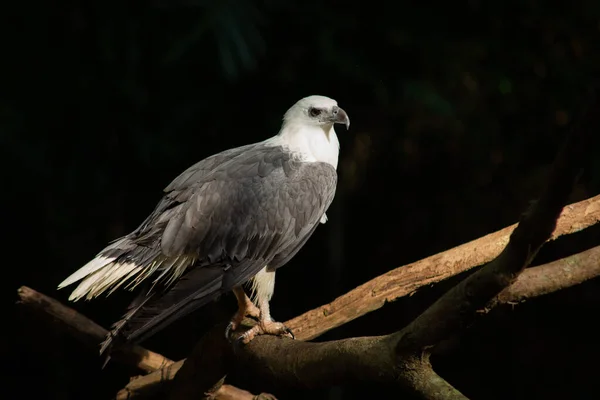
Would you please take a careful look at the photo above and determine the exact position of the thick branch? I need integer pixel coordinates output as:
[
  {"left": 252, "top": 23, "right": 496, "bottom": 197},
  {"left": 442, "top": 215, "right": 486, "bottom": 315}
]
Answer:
[
  {"left": 287, "top": 194, "right": 600, "bottom": 342},
  {"left": 223, "top": 331, "right": 401, "bottom": 388},
  {"left": 120, "top": 327, "right": 403, "bottom": 399},
  {"left": 229, "top": 334, "right": 465, "bottom": 399},
  {"left": 17, "top": 286, "right": 173, "bottom": 373}
]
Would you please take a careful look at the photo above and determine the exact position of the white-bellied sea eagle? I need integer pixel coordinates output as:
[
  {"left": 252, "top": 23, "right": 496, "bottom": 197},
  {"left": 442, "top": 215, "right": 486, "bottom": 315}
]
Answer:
[{"left": 58, "top": 95, "right": 349, "bottom": 353}]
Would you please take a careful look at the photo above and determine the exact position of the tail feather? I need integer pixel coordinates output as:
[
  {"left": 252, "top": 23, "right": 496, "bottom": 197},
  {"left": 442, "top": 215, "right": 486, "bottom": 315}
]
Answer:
[
  {"left": 97, "top": 265, "right": 224, "bottom": 355},
  {"left": 59, "top": 237, "right": 269, "bottom": 354},
  {"left": 71, "top": 261, "right": 142, "bottom": 301},
  {"left": 57, "top": 237, "right": 168, "bottom": 302},
  {"left": 96, "top": 263, "right": 242, "bottom": 355},
  {"left": 124, "top": 258, "right": 166, "bottom": 291},
  {"left": 99, "top": 292, "right": 154, "bottom": 355},
  {"left": 57, "top": 255, "right": 116, "bottom": 290},
  {"left": 116, "top": 258, "right": 267, "bottom": 346}
]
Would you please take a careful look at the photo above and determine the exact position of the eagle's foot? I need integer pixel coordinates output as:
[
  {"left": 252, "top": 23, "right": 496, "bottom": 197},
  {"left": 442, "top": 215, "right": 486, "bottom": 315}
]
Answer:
[
  {"left": 238, "top": 318, "right": 295, "bottom": 344},
  {"left": 225, "top": 306, "right": 261, "bottom": 338},
  {"left": 226, "top": 288, "right": 261, "bottom": 338}
]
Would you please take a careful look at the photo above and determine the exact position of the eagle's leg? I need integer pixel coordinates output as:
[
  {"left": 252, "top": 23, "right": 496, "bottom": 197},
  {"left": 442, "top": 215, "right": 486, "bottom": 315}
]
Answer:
[
  {"left": 238, "top": 268, "right": 294, "bottom": 344},
  {"left": 225, "top": 286, "right": 261, "bottom": 338},
  {"left": 238, "top": 295, "right": 295, "bottom": 344}
]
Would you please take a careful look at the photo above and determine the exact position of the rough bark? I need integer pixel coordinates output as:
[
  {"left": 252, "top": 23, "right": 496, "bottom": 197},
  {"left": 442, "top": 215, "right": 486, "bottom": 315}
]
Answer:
[{"left": 492, "top": 244, "right": 600, "bottom": 307}]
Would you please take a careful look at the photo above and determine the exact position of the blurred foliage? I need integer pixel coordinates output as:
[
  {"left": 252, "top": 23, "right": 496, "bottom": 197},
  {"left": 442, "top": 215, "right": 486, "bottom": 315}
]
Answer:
[{"left": 2, "top": 0, "right": 600, "bottom": 399}]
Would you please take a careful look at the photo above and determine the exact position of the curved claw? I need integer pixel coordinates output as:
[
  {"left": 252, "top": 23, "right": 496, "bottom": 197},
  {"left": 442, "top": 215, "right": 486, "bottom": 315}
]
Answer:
[
  {"left": 236, "top": 329, "right": 253, "bottom": 345},
  {"left": 225, "top": 321, "right": 235, "bottom": 340},
  {"left": 233, "top": 334, "right": 246, "bottom": 353},
  {"left": 284, "top": 326, "right": 295, "bottom": 340}
]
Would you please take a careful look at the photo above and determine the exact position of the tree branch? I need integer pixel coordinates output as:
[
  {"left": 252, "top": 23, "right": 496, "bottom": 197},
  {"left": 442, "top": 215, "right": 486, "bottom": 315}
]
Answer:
[
  {"left": 119, "top": 239, "right": 600, "bottom": 399},
  {"left": 17, "top": 215, "right": 600, "bottom": 399},
  {"left": 16, "top": 287, "right": 276, "bottom": 400},
  {"left": 17, "top": 286, "right": 173, "bottom": 373},
  {"left": 389, "top": 90, "right": 598, "bottom": 398},
  {"left": 287, "top": 193, "right": 600, "bottom": 342},
  {"left": 492, "top": 243, "right": 600, "bottom": 307},
  {"left": 19, "top": 233, "right": 600, "bottom": 398},
  {"left": 207, "top": 384, "right": 277, "bottom": 400},
  {"left": 116, "top": 360, "right": 184, "bottom": 400}
]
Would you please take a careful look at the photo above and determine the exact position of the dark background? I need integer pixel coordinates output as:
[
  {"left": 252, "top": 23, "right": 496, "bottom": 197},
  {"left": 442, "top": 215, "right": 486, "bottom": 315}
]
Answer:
[{"left": 3, "top": 1, "right": 600, "bottom": 399}]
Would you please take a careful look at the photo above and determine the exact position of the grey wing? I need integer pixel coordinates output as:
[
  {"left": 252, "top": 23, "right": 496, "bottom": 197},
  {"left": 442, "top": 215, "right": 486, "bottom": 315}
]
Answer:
[
  {"left": 129, "top": 143, "right": 257, "bottom": 244},
  {"left": 63, "top": 145, "right": 260, "bottom": 301},
  {"left": 116, "top": 147, "right": 338, "bottom": 344},
  {"left": 163, "top": 143, "right": 256, "bottom": 193}
]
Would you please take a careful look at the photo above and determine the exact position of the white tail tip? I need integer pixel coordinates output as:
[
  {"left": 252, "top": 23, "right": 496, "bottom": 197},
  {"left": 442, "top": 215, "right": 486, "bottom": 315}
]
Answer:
[{"left": 58, "top": 256, "right": 116, "bottom": 290}]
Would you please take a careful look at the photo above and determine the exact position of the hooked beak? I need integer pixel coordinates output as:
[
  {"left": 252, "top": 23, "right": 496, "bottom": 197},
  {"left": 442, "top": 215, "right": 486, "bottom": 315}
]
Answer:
[{"left": 331, "top": 106, "right": 350, "bottom": 130}]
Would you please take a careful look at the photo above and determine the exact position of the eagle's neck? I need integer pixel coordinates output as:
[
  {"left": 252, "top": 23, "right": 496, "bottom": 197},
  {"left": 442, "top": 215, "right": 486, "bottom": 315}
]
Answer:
[{"left": 266, "top": 123, "right": 340, "bottom": 169}]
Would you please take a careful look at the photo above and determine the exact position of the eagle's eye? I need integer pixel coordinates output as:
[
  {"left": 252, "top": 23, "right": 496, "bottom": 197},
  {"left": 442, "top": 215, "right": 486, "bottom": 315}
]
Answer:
[{"left": 308, "top": 107, "right": 322, "bottom": 118}]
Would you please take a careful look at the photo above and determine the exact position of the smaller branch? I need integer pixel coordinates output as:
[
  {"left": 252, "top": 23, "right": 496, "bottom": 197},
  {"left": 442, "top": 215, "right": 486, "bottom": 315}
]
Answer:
[
  {"left": 207, "top": 384, "right": 277, "bottom": 400},
  {"left": 492, "top": 244, "right": 600, "bottom": 307},
  {"left": 17, "top": 286, "right": 173, "bottom": 373},
  {"left": 119, "top": 361, "right": 185, "bottom": 398},
  {"left": 434, "top": 244, "right": 600, "bottom": 355},
  {"left": 116, "top": 360, "right": 184, "bottom": 400}
]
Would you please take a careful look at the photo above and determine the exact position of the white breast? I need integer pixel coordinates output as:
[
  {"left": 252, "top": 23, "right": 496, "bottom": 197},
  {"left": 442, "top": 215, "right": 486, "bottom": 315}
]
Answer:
[{"left": 265, "top": 123, "right": 340, "bottom": 169}]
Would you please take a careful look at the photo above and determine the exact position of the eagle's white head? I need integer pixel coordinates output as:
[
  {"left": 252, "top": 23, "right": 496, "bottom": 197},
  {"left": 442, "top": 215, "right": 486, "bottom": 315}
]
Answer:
[
  {"left": 283, "top": 95, "right": 350, "bottom": 130},
  {"left": 270, "top": 95, "right": 350, "bottom": 169}
]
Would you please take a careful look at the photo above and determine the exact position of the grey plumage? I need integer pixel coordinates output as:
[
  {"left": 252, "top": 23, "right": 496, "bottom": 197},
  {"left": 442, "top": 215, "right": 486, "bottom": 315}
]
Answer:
[
  {"left": 76, "top": 144, "right": 336, "bottom": 350},
  {"left": 119, "top": 144, "right": 336, "bottom": 346}
]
